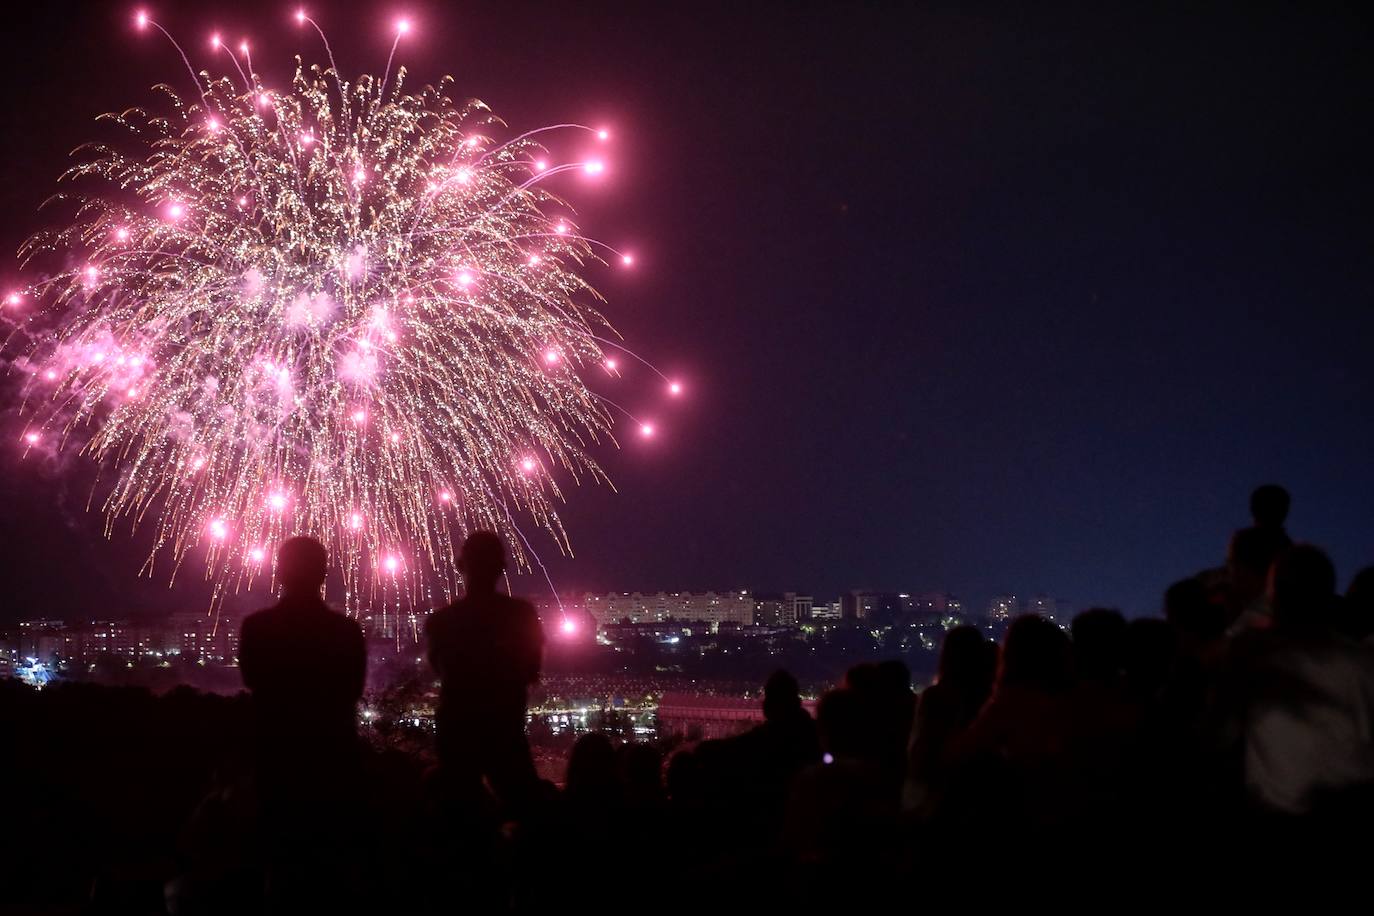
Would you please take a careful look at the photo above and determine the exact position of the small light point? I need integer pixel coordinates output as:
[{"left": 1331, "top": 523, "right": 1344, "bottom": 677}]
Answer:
[
  {"left": 640, "top": 423, "right": 655, "bottom": 438},
  {"left": 24, "top": 432, "right": 39, "bottom": 445},
  {"left": 669, "top": 381, "right": 682, "bottom": 395},
  {"left": 396, "top": 18, "right": 411, "bottom": 34},
  {"left": 597, "top": 129, "right": 609, "bottom": 141},
  {"left": 561, "top": 618, "right": 577, "bottom": 635},
  {"left": 621, "top": 253, "right": 634, "bottom": 266}
]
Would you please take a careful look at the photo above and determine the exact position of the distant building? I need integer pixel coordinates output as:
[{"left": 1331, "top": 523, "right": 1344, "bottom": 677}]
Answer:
[
  {"left": 584, "top": 591, "right": 755, "bottom": 630},
  {"left": 847, "top": 591, "right": 904, "bottom": 624},
  {"left": 1025, "top": 595, "right": 1070, "bottom": 623},
  {"left": 753, "top": 594, "right": 790, "bottom": 627},
  {"left": 987, "top": 595, "right": 1019, "bottom": 621},
  {"left": 810, "top": 601, "right": 843, "bottom": 621}
]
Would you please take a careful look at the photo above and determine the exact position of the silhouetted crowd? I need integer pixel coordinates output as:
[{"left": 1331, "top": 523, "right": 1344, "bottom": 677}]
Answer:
[{"left": 4, "top": 484, "right": 1373, "bottom": 912}]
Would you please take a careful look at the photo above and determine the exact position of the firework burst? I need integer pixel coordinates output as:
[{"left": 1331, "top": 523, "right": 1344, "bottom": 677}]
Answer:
[{"left": 6, "top": 11, "right": 677, "bottom": 614}]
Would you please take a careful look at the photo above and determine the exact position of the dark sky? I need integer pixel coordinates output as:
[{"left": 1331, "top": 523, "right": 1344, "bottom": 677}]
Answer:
[{"left": 1, "top": 0, "right": 1370, "bottom": 622}]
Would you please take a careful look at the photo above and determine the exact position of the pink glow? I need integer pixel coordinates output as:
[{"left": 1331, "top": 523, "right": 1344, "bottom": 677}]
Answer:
[
  {"left": 534, "top": 159, "right": 547, "bottom": 172},
  {"left": 456, "top": 167, "right": 472, "bottom": 184},
  {"left": 521, "top": 457, "right": 536, "bottom": 473},
  {"left": 640, "top": 423, "right": 655, "bottom": 438},
  {"left": 669, "top": 381, "right": 682, "bottom": 395},
  {"left": 543, "top": 349, "right": 560, "bottom": 365},
  {"left": 114, "top": 227, "right": 129, "bottom": 242},
  {"left": 384, "top": 555, "right": 400, "bottom": 573},
  {"left": 83, "top": 265, "right": 99, "bottom": 282},
  {"left": 597, "top": 129, "right": 609, "bottom": 141},
  {"left": 136, "top": 11, "right": 148, "bottom": 29},
  {"left": 456, "top": 270, "right": 475, "bottom": 288},
  {"left": 126, "top": 387, "right": 138, "bottom": 398},
  {"left": 555, "top": 223, "right": 569, "bottom": 235},
  {"left": 210, "top": 34, "right": 221, "bottom": 48},
  {"left": 389, "top": 431, "right": 400, "bottom": 444},
  {"left": 584, "top": 160, "right": 605, "bottom": 175},
  {"left": 466, "top": 137, "right": 479, "bottom": 149},
  {"left": 605, "top": 357, "right": 618, "bottom": 371},
  {"left": 167, "top": 202, "right": 185, "bottom": 220},
  {"left": 349, "top": 512, "right": 364, "bottom": 530},
  {"left": 5, "top": 292, "right": 20, "bottom": 306},
  {"left": 192, "top": 456, "right": 206, "bottom": 471},
  {"left": 24, "top": 432, "right": 39, "bottom": 445},
  {"left": 209, "top": 519, "right": 228, "bottom": 540},
  {"left": 268, "top": 492, "right": 287, "bottom": 511},
  {"left": 295, "top": 9, "right": 306, "bottom": 25},
  {"left": 528, "top": 254, "right": 541, "bottom": 266},
  {"left": 561, "top": 618, "right": 577, "bottom": 635},
  {"left": 44, "top": 370, "right": 56, "bottom": 381},
  {"left": 238, "top": 196, "right": 248, "bottom": 207},
  {"left": 621, "top": 254, "right": 634, "bottom": 266},
  {"left": 352, "top": 409, "right": 367, "bottom": 424},
  {"left": 250, "top": 547, "right": 266, "bottom": 562},
  {"left": 396, "top": 18, "right": 411, "bottom": 34},
  {"left": 439, "top": 490, "right": 452, "bottom": 502},
  {"left": 239, "top": 41, "right": 249, "bottom": 54}
]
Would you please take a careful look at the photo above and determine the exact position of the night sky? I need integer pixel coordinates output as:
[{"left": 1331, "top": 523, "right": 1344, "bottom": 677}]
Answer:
[{"left": 1, "top": 0, "right": 1370, "bottom": 622}]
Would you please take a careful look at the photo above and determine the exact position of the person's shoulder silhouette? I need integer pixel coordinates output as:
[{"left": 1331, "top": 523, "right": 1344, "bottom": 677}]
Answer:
[
  {"left": 239, "top": 537, "right": 365, "bottom": 742},
  {"left": 426, "top": 531, "right": 543, "bottom": 690}
]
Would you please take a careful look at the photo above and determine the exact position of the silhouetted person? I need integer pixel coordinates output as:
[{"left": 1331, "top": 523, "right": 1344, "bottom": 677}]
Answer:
[
  {"left": 426, "top": 531, "right": 543, "bottom": 814},
  {"left": 240, "top": 536, "right": 366, "bottom": 759},
  {"left": 1339, "top": 565, "right": 1374, "bottom": 642},
  {"left": 951, "top": 615, "right": 1076, "bottom": 826},
  {"left": 238, "top": 536, "right": 366, "bottom": 913},
  {"left": 1225, "top": 525, "right": 1288, "bottom": 633},
  {"left": 1228, "top": 545, "right": 1374, "bottom": 814},
  {"left": 904, "top": 626, "right": 995, "bottom": 816},
  {"left": 1249, "top": 484, "right": 1292, "bottom": 539},
  {"left": 1165, "top": 576, "right": 1228, "bottom": 658},
  {"left": 784, "top": 688, "right": 896, "bottom": 867}
]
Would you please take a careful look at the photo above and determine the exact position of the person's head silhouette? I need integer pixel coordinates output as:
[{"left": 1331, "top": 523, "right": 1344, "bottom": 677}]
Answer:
[
  {"left": 1250, "top": 484, "right": 1291, "bottom": 529},
  {"left": 762, "top": 669, "right": 802, "bottom": 722},
  {"left": 277, "top": 536, "right": 328, "bottom": 601},
  {"left": 459, "top": 530, "right": 506, "bottom": 595}
]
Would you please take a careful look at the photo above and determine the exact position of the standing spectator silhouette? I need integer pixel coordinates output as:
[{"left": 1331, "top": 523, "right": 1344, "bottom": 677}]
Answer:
[
  {"left": 1249, "top": 484, "right": 1293, "bottom": 547},
  {"left": 1230, "top": 545, "right": 1374, "bottom": 815},
  {"left": 904, "top": 626, "right": 995, "bottom": 816},
  {"left": 238, "top": 535, "right": 367, "bottom": 913},
  {"left": 426, "top": 531, "right": 544, "bottom": 814},
  {"left": 1224, "top": 485, "right": 1294, "bottom": 634}
]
